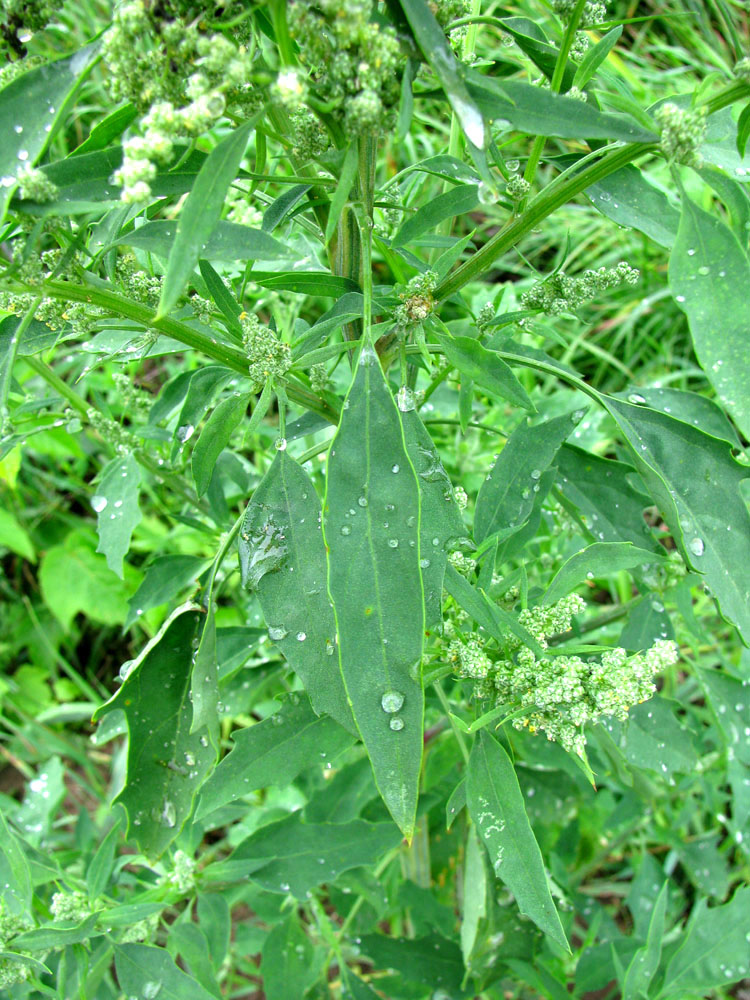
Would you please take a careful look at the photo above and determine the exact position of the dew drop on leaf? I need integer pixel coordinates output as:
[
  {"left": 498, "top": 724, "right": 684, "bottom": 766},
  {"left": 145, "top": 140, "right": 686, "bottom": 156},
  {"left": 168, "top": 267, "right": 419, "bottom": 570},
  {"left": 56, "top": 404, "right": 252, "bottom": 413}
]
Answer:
[
  {"left": 381, "top": 690, "right": 405, "bottom": 713},
  {"left": 689, "top": 537, "right": 705, "bottom": 557},
  {"left": 268, "top": 626, "right": 288, "bottom": 640},
  {"left": 91, "top": 495, "right": 107, "bottom": 512},
  {"left": 390, "top": 716, "right": 405, "bottom": 731}
]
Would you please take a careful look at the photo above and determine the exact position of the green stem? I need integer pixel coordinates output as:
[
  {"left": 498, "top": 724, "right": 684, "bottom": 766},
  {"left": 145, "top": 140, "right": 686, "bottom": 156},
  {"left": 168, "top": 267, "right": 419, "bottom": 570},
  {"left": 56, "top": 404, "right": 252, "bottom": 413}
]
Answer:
[
  {"left": 7, "top": 278, "right": 339, "bottom": 423},
  {"left": 435, "top": 141, "right": 653, "bottom": 301}
]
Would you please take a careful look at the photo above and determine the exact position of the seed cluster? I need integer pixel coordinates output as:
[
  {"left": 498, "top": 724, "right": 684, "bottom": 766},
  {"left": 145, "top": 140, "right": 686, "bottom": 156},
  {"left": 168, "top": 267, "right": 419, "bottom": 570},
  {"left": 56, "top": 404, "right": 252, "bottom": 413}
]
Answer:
[
  {"left": 521, "top": 261, "right": 639, "bottom": 315},
  {"left": 394, "top": 270, "right": 438, "bottom": 328},
  {"left": 448, "top": 593, "right": 679, "bottom": 756}
]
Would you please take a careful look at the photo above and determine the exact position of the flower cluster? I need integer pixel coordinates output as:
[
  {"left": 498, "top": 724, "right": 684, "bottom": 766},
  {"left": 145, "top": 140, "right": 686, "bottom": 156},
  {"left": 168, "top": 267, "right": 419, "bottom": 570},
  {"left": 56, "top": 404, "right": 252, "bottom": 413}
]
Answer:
[
  {"left": 288, "top": 0, "right": 405, "bottom": 135},
  {"left": 309, "top": 362, "right": 328, "bottom": 393},
  {"left": 242, "top": 313, "right": 291, "bottom": 388},
  {"left": 226, "top": 186, "right": 263, "bottom": 229},
  {"left": 116, "top": 254, "right": 163, "bottom": 306},
  {"left": 553, "top": 0, "right": 608, "bottom": 27},
  {"left": 506, "top": 175, "right": 530, "bottom": 201},
  {"left": 111, "top": 372, "right": 152, "bottom": 417},
  {"left": 119, "top": 910, "right": 160, "bottom": 944},
  {"left": 521, "top": 261, "right": 639, "bottom": 315},
  {"left": 1, "top": 0, "right": 57, "bottom": 56},
  {"left": 50, "top": 890, "right": 90, "bottom": 923},
  {"left": 88, "top": 407, "right": 139, "bottom": 454},
  {"left": 394, "top": 270, "right": 438, "bottom": 328},
  {"left": 448, "top": 550, "right": 476, "bottom": 575},
  {"left": 104, "top": 0, "right": 257, "bottom": 201},
  {"left": 655, "top": 101, "right": 707, "bottom": 168},
  {"left": 448, "top": 593, "right": 679, "bottom": 756},
  {"left": 16, "top": 165, "right": 58, "bottom": 203},
  {"left": 291, "top": 107, "right": 331, "bottom": 161},
  {"left": 735, "top": 57, "right": 750, "bottom": 84},
  {"left": 0, "top": 903, "right": 33, "bottom": 989},
  {"left": 165, "top": 849, "right": 196, "bottom": 893}
]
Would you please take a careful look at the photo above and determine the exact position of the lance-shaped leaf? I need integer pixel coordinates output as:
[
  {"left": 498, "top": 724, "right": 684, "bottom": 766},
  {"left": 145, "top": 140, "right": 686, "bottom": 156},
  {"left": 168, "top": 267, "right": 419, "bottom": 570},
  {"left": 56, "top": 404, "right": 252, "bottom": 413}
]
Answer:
[
  {"left": 396, "top": 0, "right": 486, "bottom": 148},
  {"left": 261, "top": 913, "right": 317, "bottom": 1000},
  {"left": 324, "top": 346, "right": 425, "bottom": 836},
  {"left": 216, "top": 813, "right": 401, "bottom": 897},
  {"left": 196, "top": 695, "right": 356, "bottom": 818},
  {"left": 238, "top": 450, "right": 354, "bottom": 732},
  {"left": 0, "top": 44, "right": 98, "bottom": 222},
  {"left": 556, "top": 444, "right": 660, "bottom": 551},
  {"left": 92, "top": 606, "right": 217, "bottom": 858},
  {"left": 192, "top": 391, "right": 252, "bottom": 497},
  {"left": 542, "top": 541, "right": 663, "bottom": 605},
  {"left": 475, "top": 411, "right": 582, "bottom": 544},
  {"left": 467, "top": 730, "right": 568, "bottom": 950},
  {"left": 401, "top": 409, "right": 466, "bottom": 630},
  {"left": 586, "top": 164, "right": 680, "bottom": 248},
  {"left": 114, "top": 219, "right": 288, "bottom": 261},
  {"left": 91, "top": 452, "right": 141, "bottom": 578},
  {"left": 115, "top": 944, "right": 218, "bottom": 1000},
  {"left": 669, "top": 195, "right": 750, "bottom": 441},
  {"left": 393, "top": 184, "right": 480, "bottom": 247},
  {"left": 604, "top": 397, "right": 750, "bottom": 644},
  {"left": 157, "top": 119, "right": 255, "bottom": 318},
  {"left": 436, "top": 331, "right": 534, "bottom": 414}
]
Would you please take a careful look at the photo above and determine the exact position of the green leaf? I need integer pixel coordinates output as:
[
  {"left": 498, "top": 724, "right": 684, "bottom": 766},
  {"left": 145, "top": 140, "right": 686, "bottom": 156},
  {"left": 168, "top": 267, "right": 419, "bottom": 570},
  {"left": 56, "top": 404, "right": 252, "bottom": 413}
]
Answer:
[
  {"left": 436, "top": 332, "right": 535, "bottom": 414},
  {"left": 475, "top": 411, "right": 581, "bottom": 544},
  {"left": 556, "top": 444, "right": 660, "bottom": 551},
  {"left": 323, "top": 346, "right": 425, "bottom": 836},
  {"left": 500, "top": 16, "right": 574, "bottom": 87},
  {"left": 444, "top": 564, "right": 546, "bottom": 658},
  {"left": 401, "top": 409, "right": 466, "bottom": 630},
  {"left": 0, "top": 809, "right": 32, "bottom": 910},
  {"left": 392, "top": 184, "right": 479, "bottom": 247},
  {"left": 341, "top": 966, "right": 382, "bottom": 999},
  {"left": 659, "top": 887, "right": 750, "bottom": 996},
  {"left": 86, "top": 812, "right": 123, "bottom": 903},
  {"left": 604, "top": 397, "right": 750, "bottom": 644},
  {"left": 115, "top": 943, "right": 218, "bottom": 1000},
  {"left": 196, "top": 694, "right": 356, "bottom": 818},
  {"left": 218, "top": 814, "right": 401, "bottom": 897},
  {"left": 603, "top": 696, "right": 697, "bottom": 779},
  {"left": 191, "top": 391, "right": 250, "bottom": 497},
  {"left": 542, "top": 542, "right": 663, "bottom": 605},
  {"left": 325, "top": 140, "right": 360, "bottom": 243},
  {"left": 198, "top": 259, "right": 242, "bottom": 334},
  {"left": 573, "top": 25, "right": 623, "bottom": 88},
  {"left": 467, "top": 729, "right": 568, "bottom": 950},
  {"left": 126, "top": 554, "right": 210, "bottom": 628},
  {"left": 91, "top": 452, "right": 141, "bottom": 578},
  {"left": 12, "top": 912, "right": 99, "bottom": 951},
  {"left": 40, "top": 531, "right": 131, "bottom": 629},
  {"left": 157, "top": 120, "right": 255, "bottom": 318},
  {"left": 190, "top": 602, "right": 217, "bottom": 735},
  {"left": 252, "top": 271, "right": 360, "bottom": 296},
  {"left": 467, "top": 73, "right": 658, "bottom": 143},
  {"left": 461, "top": 825, "right": 489, "bottom": 966},
  {"left": 261, "top": 913, "right": 317, "bottom": 1000},
  {"left": 114, "top": 219, "right": 288, "bottom": 261},
  {"left": 0, "top": 507, "right": 35, "bottom": 561},
  {"left": 622, "top": 387, "right": 739, "bottom": 444},
  {"left": 619, "top": 593, "right": 675, "bottom": 652},
  {"left": 0, "top": 43, "right": 98, "bottom": 222},
  {"left": 168, "top": 924, "right": 219, "bottom": 998},
  {"left": 669, "top": 194, "right": 750, "bottom": 440},
  {"left": 397, "top": 0, "right": 485, "bottom": 148},
  {"left": 586, "top": 164, "right": 680, "bottom": 248},
  {"left": 700, "top": 667, "right": 750, "bottom": 766},
  {"left": 358, "top": 932, "right": 467, "bottom": 996},
  {"left": 92, "top": 606, "right": 217, "bottom": 858},
  {"left": 71, "top": 102, "right": 137, "bottom": 155},
  {"left": 239, "top": 450, "right": 354, "bottom": 731},
  {"left": 172, "top": 365, "right": 235, "bottom": 459}
]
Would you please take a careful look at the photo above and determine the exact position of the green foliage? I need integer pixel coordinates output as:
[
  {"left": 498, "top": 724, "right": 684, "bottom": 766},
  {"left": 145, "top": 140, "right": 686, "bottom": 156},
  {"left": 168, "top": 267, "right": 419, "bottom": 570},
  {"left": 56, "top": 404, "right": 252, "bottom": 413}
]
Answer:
[{"left": 1, "top": 1, "right": 750, "bottom": 998}]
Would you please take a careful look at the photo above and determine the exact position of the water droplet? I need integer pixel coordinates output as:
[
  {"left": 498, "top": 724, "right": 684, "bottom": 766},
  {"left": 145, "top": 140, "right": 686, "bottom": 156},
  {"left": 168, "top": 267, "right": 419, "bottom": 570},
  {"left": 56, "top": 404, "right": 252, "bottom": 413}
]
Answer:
[
  {"left": 397, "top": 386, "right": 416, "bottom": 412},
  {"left": 388, "top": 538, "right": 399, "bottom": 548},
  {"left": 391, "top": 464, "right": 400, "bottom": 474},
  {"left": 275, "top": 437, "right": 287, "bottom": 451},
  {"left": 689, "top": 537, "right": 705, "bottom": 557},
  {"left": 176, "top": 424, "right": 194, "bottom": 443},
  {"left": 478, "top": 181, "right": 497, "bottom": 205},
  {"left": 530, "top": 469, "right": 541, "bottom": 480},
  {"left": 381, "top": 690, "right": 405, "bottom": 713},
  {"left": 389, "top": 716, "right": 404, "bottom": 731},
  {"left": 17, "top": 149, "right": 29, "bottom": 161},
  {"left": 341, "top": 525, "right": 352, "bottom": 535},
  {"left": 420, "top": 558, "right": 431, "bottom": 568},
  {"left": 687, "top": 248, "right": 696, "bottom": 256},
  {"left": 143, "top": 982, "right": 163, "bottom": 999},
  {"left": 506, "top": 158, "right": 520, "bottom": 172},
  {"left": 199, "top": 735, "right": 209, "bottom": 747},
  {"left": 698, "top": 265, "right": 710, "bottom": 276},
  {"left": 91, "top": 495, "right": 107, "bottom": 513},
  {"left": 628, "top": 393, "right": 646, "bottom": 404},
  {"left": 358, "top": 496, "right": 368, "bottom": 507},
  {"left": 268, "top": 626, "right": 288, "bottom": 641},
  {"left": 675, "top": 294, "right": 686, "bottom": 303},
  {"left": 13, "top": 124, "right": 22, "bottom": 134},
  {"left": 296, "top": 631, "right": 307, "bottom": 641},
  {"left": 184, "top": 752, "right": 196, "bottom": 766}
]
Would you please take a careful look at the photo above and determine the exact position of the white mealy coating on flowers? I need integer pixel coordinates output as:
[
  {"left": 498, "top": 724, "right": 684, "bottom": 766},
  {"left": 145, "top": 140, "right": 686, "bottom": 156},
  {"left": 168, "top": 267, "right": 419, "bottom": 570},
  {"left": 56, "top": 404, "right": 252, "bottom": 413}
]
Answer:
[
  {"left": 521, "top": 261, "right": 639, "bottom": 315},
  {"left": 51, "top": 890, "right": 90, "bottom": 923},
  {"left": 447, "top": 592, "right": 679, "bottom": 756},
  {"left": 394, "top": 270, "right": 438, "bottom": 328},
  {"left": 241, "top": 313, "right": 291, "bottom": 388},
  {"left": 655, "top": 102, "right": 707, "bottom": 168}
]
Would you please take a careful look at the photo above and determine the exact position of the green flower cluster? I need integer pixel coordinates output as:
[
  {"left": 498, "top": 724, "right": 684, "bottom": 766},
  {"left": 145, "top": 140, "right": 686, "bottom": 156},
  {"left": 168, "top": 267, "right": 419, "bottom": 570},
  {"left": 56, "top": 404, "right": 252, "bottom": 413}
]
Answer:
[
  {"left": 104, "top": 0, "right": 257, "bottom": 202},
  {"left": 288, "top": 0, "right": 405, "bottom": 134},
  {"left": 655, "top": 101, "right": 707, "bottom": 168},
  {"left": 521, "top": 261, "right": 639, "bottom": 315},
  {"left": 735, "top": 56, "right": 750, "bottom": 83},
  {"left": 553, "top": 0, "right": 607, "bottom": 27},
  {"left": 16, "top": 164, "right": 58, "bottom": 203},
  {"left": 394, "top": 270, "right": 438, "bottom": 328},
  {"left": 0, "top": 903, "right": 32, "bottom": 989},
  {"left": 506, "top": 175, "right": 530, "bottom": 201},
  {"left": 1, "top": 0, "right": 58, "bottom": 56},
  {"left": 448, "top": 593, "right": 679, "bottom": 756},
  {"left": 116, "top": 254, "right": 163, "bottom": 306},
  {"left": 112, "top": 372, "right": 152, "bottom": 417},
  {"left": 50, "top": 890, "right": 90, "bottom": 923},
  {"left": 88, "top": 407, "right": 139, "bottom": 454},
  {"left": 309, "top": 362, "right": 328, "bottom": 393},
  {"left": 242, "top": 312, "right": 291, "bottom": 388},
  {"left": 291, "top": 107, "right": 331, "bottom": 161},
  {"left": 448, "top": 550, "right": 476, "bottom": 575},
  {"left": 165, "top": 849, "right": 196, "bottom": 893}
]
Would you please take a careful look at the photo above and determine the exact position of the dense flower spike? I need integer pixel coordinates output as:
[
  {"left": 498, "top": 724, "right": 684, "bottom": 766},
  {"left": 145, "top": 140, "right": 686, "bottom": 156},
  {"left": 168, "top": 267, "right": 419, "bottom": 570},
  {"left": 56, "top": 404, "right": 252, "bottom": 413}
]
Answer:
[
  {"left": 394, "top": 270, "right": 438, "bottom": 328},
  {"left": 521, "top": 261, "right": 639, "bottom": 315},
  {"left": 241, "top": 313, "right": 291, "bottom": 388}
]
